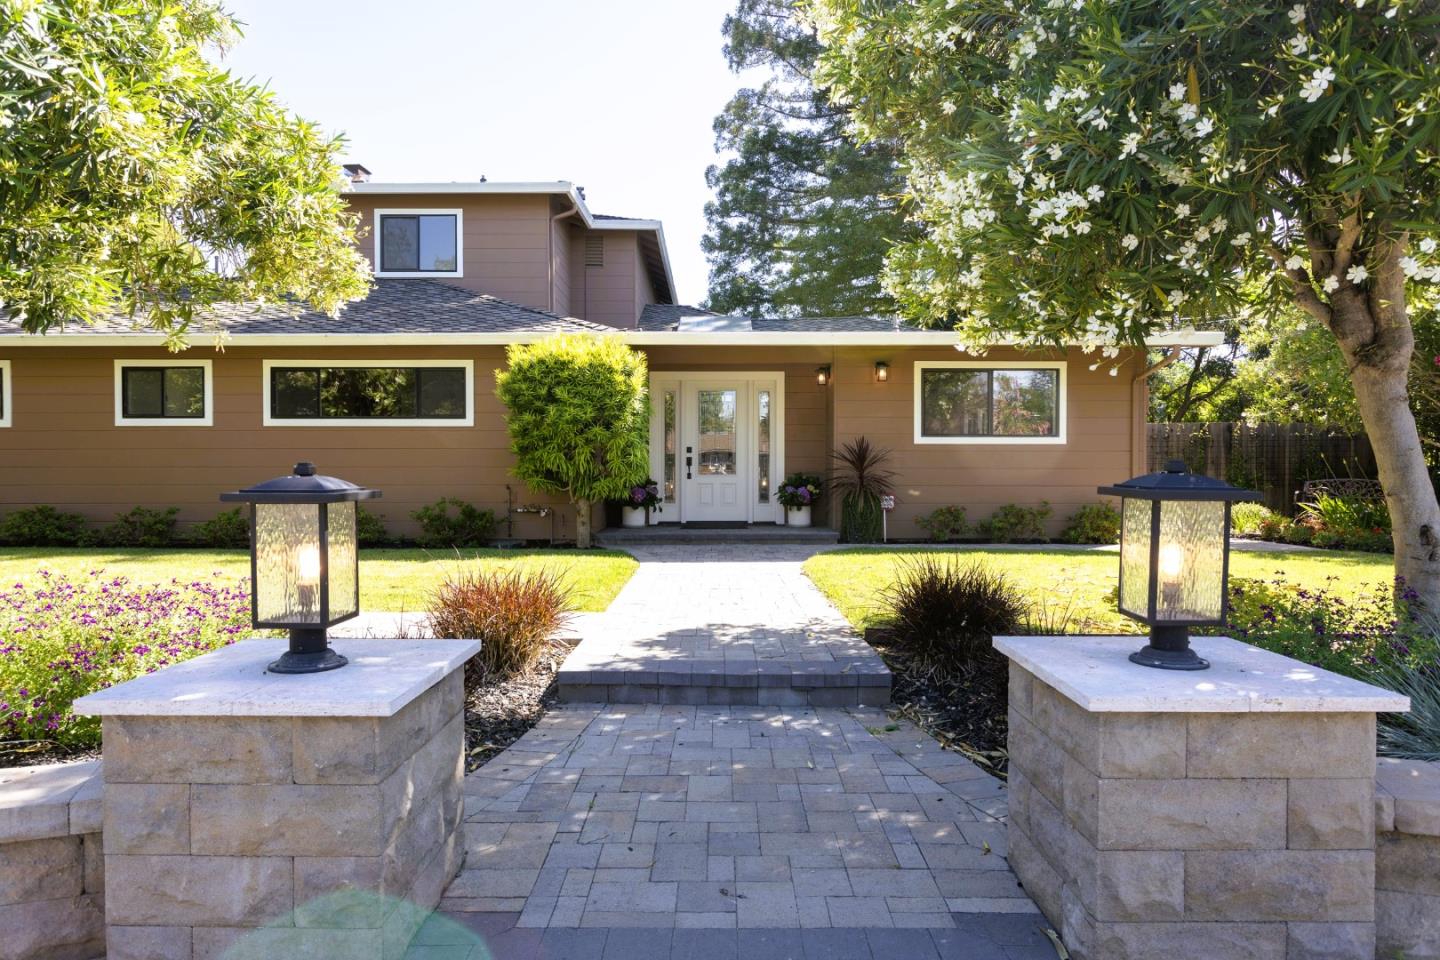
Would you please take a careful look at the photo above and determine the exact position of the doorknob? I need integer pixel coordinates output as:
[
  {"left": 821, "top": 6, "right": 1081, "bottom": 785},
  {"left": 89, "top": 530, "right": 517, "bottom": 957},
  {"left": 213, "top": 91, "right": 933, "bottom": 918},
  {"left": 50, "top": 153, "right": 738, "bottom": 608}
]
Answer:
[{"left": 685, "top": 455, "right": 693, "bottom": 480}]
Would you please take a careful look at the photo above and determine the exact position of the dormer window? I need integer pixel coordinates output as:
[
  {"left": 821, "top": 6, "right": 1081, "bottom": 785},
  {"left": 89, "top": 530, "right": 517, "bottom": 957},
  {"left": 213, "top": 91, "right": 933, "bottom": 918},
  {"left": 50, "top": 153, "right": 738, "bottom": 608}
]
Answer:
[{"left": 373, "top": 209, "right": 462, "bottom": 277}]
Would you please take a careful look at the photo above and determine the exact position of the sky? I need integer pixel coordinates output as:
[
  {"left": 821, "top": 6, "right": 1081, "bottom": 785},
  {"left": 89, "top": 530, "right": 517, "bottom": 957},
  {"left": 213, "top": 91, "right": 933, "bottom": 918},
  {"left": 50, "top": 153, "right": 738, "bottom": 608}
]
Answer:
[{"left": 220, "top": 0, "right": 758, "bottom": 306}]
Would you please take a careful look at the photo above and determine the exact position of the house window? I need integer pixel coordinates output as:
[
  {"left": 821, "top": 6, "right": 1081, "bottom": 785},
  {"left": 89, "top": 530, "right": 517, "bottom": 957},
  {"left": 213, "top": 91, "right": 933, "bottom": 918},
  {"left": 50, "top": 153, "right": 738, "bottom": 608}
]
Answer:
[
  {"left": 914, "top": 361, "right": 1065, "bottom": 444},
  {"left": 757, "top": 389, "right": 771, "bottom": 503},
  {"left": 662, "top": 390, "right": 677, "bottom": 503},
  {"left": 114, "top": 360, "right": 213, "bottom": 426},
  {"left": 373, "top": 209, "right": 462, "bottom": 277},
  {"left": 0, "top": 360, "right": 10, "bottom": 428},
  {"left": 263, "top": 362, "right": 473, "bottom": 426}
]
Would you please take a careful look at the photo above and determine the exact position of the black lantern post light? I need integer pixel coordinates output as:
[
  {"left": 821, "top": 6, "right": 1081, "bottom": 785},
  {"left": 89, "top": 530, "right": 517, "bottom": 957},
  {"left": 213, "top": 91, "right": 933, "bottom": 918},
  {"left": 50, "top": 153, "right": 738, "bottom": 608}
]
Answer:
[
  {"left": 1098, "top": 460, "right": 1259, "bottom": 671},
  {"left": 222, "top": 462, "right": 381, "bottom": 674}
]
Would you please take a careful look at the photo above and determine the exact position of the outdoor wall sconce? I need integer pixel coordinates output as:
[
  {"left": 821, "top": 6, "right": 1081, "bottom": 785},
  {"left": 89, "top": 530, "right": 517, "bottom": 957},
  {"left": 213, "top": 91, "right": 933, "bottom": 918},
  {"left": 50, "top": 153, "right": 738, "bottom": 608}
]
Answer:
[
  {"left": 1098, "top": 460, "right": 1257, "bottom": 671},
  {"left": 816, "top": 365, "right": 831, "bottom": 386},
  {"left": 874, "top": 361, "right": 889, "bottom": 383},
  {"left": 221, "top": 462, "right": 382, "bottom": 674}
]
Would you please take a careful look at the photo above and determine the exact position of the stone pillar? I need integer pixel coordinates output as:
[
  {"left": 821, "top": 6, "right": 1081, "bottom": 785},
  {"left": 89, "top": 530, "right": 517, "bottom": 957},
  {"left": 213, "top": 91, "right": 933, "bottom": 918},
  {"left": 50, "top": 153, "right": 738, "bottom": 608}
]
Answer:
[
  {"left": 74, "top": 637, "right": 478, "bottom": 960},
  {"left": 995, "top": 635, "right": 1409, "bottom": 960}
]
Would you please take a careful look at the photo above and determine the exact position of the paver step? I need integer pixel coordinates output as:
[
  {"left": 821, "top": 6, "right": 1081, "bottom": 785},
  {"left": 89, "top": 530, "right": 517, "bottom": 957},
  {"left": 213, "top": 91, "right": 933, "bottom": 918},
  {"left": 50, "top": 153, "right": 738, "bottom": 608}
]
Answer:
[
  {"left": 557, "top": 657, "right": 891, "bottom": 707},
  {"left": 595, "top": 525, "right": 840, "bottom": 545}
]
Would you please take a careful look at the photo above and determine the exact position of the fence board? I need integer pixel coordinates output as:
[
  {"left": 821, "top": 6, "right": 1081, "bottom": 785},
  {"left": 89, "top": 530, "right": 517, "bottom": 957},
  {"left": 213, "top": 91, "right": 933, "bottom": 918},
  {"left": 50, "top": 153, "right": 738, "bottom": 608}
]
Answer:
[{"left": 1146, "top": 422, "right": 1377, "bottom": 514}]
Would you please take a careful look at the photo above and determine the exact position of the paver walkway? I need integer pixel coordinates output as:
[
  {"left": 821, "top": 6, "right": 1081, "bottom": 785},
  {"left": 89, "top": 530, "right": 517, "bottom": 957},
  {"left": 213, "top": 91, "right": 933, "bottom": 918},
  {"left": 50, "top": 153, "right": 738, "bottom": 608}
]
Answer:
[
  {"left": 426, "top": 703, "right": 1048, "bottom": 959},
  {"left": 556, "top": 545, "right": 890, "bottom": 706}
]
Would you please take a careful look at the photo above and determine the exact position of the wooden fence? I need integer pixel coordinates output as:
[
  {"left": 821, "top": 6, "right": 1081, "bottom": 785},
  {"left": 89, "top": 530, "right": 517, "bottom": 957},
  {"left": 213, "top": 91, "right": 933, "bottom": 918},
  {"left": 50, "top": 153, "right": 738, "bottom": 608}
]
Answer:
[{"left": 1146, "top": 422, "right": 1377, "bottom": 514}]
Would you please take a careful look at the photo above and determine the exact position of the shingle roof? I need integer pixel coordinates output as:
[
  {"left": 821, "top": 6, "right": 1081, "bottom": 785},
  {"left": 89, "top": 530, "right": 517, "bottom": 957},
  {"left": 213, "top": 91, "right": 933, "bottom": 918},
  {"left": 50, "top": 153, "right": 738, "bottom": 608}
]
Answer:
[
  {"left": 638, "top": 303, "right": 915, "bottom": 334},
  {"left": 0, "top": 280, "right": 612, "bottom": 338}
]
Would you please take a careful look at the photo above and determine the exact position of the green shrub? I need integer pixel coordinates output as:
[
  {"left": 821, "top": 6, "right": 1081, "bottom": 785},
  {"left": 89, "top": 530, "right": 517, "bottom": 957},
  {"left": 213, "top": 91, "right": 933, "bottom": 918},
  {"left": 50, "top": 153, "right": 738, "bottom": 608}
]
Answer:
[
  {"left": 428, "top": 567, "right": 574, "bottom": 678},
  {"left": 916, "top": 506, "right": 968, "bottom": 542},
  {"left": 411, "top": 498, "right": 497, "bottom": 549},
  {"left": 978, "top": 501, "right": 1052, "bottom": 543},
  {"left": 0, "top": 572, "right": 250, "bottom": 751},
  {"left": 1060, "top": 503, "right": 1120, "bottom": 544},
  {"left": 1373, "top": 652, "right": 1440, "bottom": 762},
  {"left": 882, "top": 556, "right": 1025, "bottom": 669},
  {"left": 1230, "top": 501, "right": 1278, "bottom": 537},
  {"left": 357, "top": 505, "right": 390, "bottom": 547},
  {"left": 0, "top": 505, "right": 91, "bottom": 546},
  {"left": 189, "top": 508, "right": 249, "bottom": 548},
  {"left": 1298, "top": 492, "right": 1391, "bottom": 535},
  {"left": 95, "top": 506, "right": 179, "bottom": 548}
]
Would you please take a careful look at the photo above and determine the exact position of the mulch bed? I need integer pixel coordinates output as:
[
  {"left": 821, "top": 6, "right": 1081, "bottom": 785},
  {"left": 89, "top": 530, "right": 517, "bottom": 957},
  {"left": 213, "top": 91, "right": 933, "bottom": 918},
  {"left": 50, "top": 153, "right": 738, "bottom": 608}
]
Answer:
[
  {"left": 865, "top": 627, "right": 1011, "bottom": 778},
  {"left": 0, "top": 742, "right": 99, "bottom": 770},
  {"left": 462, "top": 640, "right": 569, "bottom": 773}
]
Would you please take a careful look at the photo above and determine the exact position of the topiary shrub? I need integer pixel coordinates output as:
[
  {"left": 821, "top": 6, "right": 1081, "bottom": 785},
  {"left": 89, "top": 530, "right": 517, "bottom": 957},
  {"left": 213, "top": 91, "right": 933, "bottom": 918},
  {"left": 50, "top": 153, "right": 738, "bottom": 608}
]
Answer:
[
  {"left": 977, "top": 501, "right": 1052, "bottom": 543},
  {"left": 411, "top": 498, "right": 497, "bottom": 549},
  {"left": 1060, "top": 503, "right": 1120, "bottom": 544},
  {"left": 189, "top": 508, "right": 249, "bottom": 548},
  {"left": 916, "top": 506, "right": 968, "bottom": 542},
  {"left": 882, "top": 556, "right": 1025, "bottom": 670},
  {"left": 429, "top": 567, "right": 574, "bottom": 679},
  {"left": 0, "top": 505, "right": 91, "bottom": 546},
  {"left": 95, "top": 506, "right": 179, "bottom": 547},
  {"left": 357, "top": 505, "right": 390, "bottom": 547}
]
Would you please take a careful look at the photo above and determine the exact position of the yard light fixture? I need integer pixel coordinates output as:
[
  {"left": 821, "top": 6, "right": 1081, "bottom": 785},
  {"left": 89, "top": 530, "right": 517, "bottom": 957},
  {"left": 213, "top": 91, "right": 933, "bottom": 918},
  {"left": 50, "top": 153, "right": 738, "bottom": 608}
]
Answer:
[
  {"left": 1098, "top": 461, "right": 1258, "bottom": 671},
  {"left": 221, "top": 462, "right": 381, "bottom": 674},
  {"left": 816, "top": 365, "right": 831, "bottom": 387},
  {"left": 874, "top": 361, "right": 889, "bottom": 383}
]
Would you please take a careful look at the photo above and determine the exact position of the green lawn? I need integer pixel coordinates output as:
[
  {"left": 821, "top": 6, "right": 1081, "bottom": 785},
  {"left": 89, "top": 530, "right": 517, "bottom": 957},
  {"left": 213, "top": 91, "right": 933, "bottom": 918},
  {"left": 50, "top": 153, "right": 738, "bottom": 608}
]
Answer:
[
  {"left": 0, "top": 547, "right": 638, "bottom": 613},
  {"left": 803, "top": 546, "right": 1397, "bottom": 633}
]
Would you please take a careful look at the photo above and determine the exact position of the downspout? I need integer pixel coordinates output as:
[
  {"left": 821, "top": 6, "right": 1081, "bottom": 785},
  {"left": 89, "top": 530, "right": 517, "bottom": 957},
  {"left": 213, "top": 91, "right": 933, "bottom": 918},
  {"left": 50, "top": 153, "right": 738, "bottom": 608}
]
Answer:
[
  {"left": 1131, "top": 347, "right": 1184, "bottom": 475},
  {"left": 548, "top": 199, "right": 579, "bottom": 314}
]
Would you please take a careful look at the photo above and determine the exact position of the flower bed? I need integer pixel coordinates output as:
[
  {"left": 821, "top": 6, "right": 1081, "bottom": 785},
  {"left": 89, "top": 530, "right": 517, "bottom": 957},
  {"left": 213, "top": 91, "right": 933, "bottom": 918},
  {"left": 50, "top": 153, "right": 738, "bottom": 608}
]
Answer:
[{"left": 0, "top": 570, "right": 251, "bottom": 763}]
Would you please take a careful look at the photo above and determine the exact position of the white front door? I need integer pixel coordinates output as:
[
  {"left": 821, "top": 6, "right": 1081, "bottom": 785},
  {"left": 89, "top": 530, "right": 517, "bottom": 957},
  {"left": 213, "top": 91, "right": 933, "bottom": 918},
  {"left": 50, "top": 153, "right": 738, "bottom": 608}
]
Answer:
[{"left": 651, "top": 373, "right": 784, "bottom": 524}]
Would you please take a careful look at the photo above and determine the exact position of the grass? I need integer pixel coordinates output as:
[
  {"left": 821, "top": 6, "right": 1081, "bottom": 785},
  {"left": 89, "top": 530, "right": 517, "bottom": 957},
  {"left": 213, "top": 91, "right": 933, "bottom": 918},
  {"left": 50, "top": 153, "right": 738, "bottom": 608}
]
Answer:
[
  {"left": 803, "top": 545, "right": 1398, "bottom": 633},
  {"left": 0, "top": 547, "right": 638, "bottom": 613}
]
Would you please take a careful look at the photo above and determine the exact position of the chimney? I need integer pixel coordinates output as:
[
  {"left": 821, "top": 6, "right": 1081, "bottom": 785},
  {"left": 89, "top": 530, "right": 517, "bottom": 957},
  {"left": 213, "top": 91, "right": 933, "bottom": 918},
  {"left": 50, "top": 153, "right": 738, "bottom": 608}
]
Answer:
[{"left": 342, "top": 163, "right": 372, "bottom": 183}]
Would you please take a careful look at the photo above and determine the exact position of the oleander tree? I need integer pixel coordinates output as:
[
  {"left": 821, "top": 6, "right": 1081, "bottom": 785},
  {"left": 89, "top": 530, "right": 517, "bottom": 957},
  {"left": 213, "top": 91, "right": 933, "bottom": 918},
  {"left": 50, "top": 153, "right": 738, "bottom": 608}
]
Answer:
[
  {"left": 808, "top": 0, "right": 1440, "bottom": 605},
  {"left": 0, "top": 0, "right": 370, "bottom": 343},
  {"left": 495, "top": 336, "right": 651, "bottom": 549}
]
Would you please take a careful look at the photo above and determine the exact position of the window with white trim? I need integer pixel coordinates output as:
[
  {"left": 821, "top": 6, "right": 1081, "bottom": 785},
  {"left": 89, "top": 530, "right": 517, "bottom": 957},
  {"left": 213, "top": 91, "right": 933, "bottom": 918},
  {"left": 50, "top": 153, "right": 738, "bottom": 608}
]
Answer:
[
  {"left": 263, "top": 361, "right": 474, "bottom": 426},
  {"left": 373, "top": 209, "right": 462, "bottom": 277},
  {"left": 114, "top": 360, "right": 213, "bottom": 426},
  {"left": 0, "top": 360, "right": 10, "bottom": 428},
  {"left": 914, "top": 361, "right": 1065, "bottom": 444}
]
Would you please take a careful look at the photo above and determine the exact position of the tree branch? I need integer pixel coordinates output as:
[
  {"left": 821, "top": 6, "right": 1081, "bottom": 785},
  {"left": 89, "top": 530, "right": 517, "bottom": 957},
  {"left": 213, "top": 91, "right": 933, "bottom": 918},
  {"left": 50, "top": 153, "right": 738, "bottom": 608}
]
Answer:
[{"left": 1267, "top": 245, "right": 1333, "bottom": 327}]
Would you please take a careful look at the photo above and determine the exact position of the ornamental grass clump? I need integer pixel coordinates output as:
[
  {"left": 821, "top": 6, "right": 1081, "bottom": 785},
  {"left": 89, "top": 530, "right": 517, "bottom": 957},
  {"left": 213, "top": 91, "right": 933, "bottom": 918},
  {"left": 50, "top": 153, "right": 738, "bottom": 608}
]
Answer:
[
  {"left": 429, "top": 567, "right": 574, "bottom": 680},
  {"left": 0, "top": 571, "right": 252, "bottom": 757},
  {"left": 882, "top": 557, "right": 1025, "bottom": 671}
]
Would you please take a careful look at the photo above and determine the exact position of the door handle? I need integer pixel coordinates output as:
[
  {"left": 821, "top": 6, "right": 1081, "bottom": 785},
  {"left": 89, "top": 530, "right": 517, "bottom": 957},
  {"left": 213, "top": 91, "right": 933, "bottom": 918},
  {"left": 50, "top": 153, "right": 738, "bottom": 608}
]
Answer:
[{"left": 685, "top": 455, "right": 693, "bottom": 480}]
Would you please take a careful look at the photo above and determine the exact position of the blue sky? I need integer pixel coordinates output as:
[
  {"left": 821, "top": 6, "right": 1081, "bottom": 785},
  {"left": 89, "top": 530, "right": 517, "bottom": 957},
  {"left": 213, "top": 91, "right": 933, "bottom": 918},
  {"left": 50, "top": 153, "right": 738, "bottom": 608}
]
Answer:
[{"left": 222, "top": 0, "right": 758, "bottom": 306}]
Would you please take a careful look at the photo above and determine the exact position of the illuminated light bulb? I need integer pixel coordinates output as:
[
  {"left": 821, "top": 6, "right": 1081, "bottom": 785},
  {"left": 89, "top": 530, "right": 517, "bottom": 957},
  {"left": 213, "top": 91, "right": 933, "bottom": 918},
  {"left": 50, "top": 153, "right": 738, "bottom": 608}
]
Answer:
[
  {"left": 1158, "top": 541, "right": 1185, "bottom": 580},
  {"left": 297, "top": 544, "right": 321, "bottom": 585}
]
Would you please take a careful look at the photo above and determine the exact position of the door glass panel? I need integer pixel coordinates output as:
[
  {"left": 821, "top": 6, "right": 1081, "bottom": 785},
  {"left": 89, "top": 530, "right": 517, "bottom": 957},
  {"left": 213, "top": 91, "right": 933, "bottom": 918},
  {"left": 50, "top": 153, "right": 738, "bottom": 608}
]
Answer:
[
  {"left": 663, "top": 390, "right": 677, "bottom": 502},
  {"left": 697, "top": 390, "right": 737, "bottom": 476},
  {"left": 757, "top": 390, "right": 771, "bottom": 503}
]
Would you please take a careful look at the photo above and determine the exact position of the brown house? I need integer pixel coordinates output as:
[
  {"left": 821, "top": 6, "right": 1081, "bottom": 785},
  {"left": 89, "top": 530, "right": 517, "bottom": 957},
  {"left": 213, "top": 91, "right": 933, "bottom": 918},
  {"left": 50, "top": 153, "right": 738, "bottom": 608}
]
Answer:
[{"left": 0, "top": 175, "right": 1220, "bottom": 540}]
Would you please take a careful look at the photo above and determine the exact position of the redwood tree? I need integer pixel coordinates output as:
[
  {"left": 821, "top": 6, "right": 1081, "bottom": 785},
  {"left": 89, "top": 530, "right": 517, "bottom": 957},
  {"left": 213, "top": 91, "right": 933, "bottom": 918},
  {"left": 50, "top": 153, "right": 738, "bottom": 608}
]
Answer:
[{"left": 809, "top": 0, "right": 1440, "bottom": 604}]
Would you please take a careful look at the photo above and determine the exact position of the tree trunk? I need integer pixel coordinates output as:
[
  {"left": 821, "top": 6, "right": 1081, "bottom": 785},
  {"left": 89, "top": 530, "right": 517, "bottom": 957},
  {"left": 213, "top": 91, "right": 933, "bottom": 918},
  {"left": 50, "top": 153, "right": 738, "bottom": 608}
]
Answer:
[{"left": 574, "top": 498, "right": 592, "bottom": 550}]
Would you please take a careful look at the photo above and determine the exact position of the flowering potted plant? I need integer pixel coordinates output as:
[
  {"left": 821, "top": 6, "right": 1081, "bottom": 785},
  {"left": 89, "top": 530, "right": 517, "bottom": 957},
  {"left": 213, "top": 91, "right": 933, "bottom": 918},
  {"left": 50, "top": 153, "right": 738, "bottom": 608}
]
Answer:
[
  {"left": 621, "top": 479, "right": 664, "bottom": 527},
  {"left": 776, "top": 473, "right": 823, "bottom": 527}
]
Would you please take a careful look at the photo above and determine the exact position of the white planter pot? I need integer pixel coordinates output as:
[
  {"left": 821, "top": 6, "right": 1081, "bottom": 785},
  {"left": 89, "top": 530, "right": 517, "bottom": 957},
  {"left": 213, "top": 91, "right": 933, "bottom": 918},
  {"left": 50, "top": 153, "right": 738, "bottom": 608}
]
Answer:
[
  {"left": 622, "top": 506, "right": 648, "bottom": 528},
  {"left": 786, "top": 505, "right": 812, "bottom": 528}
]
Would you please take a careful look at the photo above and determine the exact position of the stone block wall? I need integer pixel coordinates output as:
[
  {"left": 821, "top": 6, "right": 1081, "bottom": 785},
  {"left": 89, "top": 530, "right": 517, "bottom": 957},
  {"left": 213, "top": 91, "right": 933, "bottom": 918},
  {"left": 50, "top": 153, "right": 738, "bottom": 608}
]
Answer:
[
  {"left": 0, "top": 760, "right": 104, "bottom": 960},
  {"left": 100, "top": 670, "right": 466, "bottom": 960},
  {"left": 1375, "top": 757, "right": 1440, "bottom": 959},
  {"left": 1006, "top": 662, "right": 1379, "bottom": 960}
]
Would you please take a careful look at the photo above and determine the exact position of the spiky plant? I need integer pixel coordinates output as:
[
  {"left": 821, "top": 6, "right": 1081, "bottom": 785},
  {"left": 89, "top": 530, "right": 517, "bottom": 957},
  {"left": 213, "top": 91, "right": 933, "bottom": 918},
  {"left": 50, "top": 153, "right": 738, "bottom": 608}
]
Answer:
[
  {"left": 830, "top": 437, "right": 895, "bottom": 543},
  {"left": 1373, "top": 624, "right": 1440, "bottom": 762}
]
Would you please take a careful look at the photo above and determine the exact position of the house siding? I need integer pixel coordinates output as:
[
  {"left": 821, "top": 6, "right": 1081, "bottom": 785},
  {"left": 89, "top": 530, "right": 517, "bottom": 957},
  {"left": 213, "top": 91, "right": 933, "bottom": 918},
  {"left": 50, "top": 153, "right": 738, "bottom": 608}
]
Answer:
[{"left": 568, "top": 230, "right": 643, "bottom": 329}]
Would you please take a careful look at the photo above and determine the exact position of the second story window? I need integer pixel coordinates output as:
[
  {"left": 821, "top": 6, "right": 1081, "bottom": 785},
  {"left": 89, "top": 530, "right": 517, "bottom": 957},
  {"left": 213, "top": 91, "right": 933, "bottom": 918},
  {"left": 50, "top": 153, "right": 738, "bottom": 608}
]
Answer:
[{"left": 374, "top": 209, "right": 462, "bottom": 277}]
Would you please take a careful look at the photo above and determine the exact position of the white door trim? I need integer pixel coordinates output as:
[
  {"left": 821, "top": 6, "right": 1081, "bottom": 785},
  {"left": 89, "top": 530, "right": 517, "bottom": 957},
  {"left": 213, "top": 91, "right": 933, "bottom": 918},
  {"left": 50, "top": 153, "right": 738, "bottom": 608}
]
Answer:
[{"left": 648, "top": 371, "right": 786, "bottom": 524}]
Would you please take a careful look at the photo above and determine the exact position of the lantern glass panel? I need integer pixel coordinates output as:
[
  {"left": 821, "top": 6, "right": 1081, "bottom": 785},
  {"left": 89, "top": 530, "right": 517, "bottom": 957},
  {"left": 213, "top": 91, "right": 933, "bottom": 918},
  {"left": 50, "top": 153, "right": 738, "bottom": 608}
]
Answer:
[
  {"left": 255, "top": 503, "right": 323, "bottom": 625},
  {"left": 1154, "top": 499, "right": 1227, "bottom": 622},
  {"left": 327, "top": 501, "right": 358, "bottom": 621},
  {"left": 1118, "top": 497, "right": 1152, "bottom": 618}
]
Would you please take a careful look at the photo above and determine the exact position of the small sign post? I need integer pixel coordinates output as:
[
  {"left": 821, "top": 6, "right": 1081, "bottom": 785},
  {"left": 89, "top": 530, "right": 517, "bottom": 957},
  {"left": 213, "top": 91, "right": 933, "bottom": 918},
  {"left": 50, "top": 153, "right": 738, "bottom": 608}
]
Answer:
[{"left": 880, "top": 495, "right": 896, "bottom": 543}]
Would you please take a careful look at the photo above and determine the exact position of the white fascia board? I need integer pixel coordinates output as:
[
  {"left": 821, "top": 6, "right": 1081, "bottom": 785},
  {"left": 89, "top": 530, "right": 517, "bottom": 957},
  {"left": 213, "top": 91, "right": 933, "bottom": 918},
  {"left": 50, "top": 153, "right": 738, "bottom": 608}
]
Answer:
[{"left": 345, "top": 181, "right": 576, "bottom": 195}]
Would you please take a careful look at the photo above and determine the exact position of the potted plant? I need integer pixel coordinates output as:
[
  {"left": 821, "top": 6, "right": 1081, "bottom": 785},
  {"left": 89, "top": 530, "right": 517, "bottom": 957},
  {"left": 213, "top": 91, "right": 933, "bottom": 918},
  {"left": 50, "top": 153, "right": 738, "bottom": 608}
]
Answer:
[
  {"left": 621, "top": 479, "right": 663, "bottom": 527},
  {"left": 777, "top": 473, "right": 823, "bottom": 527}
]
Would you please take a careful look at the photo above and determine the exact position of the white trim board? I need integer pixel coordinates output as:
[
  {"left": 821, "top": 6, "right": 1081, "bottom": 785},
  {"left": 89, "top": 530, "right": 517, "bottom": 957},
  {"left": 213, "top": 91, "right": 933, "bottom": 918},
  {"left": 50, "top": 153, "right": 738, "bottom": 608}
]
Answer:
[
  {"left": 913, "top": 359, "right": 1067, "bottom": 445},
  {"left": 371, "top": 208, "right": 464, "bottom": 279},
  {"left": 113, "top": 359, "right": 214, "bottom": 427},
  {"left": 0, "top": 359, "right": 10, "bottom": 428},
  {"left": 261, "top": 359, "right": 476, "bottom": 428}
]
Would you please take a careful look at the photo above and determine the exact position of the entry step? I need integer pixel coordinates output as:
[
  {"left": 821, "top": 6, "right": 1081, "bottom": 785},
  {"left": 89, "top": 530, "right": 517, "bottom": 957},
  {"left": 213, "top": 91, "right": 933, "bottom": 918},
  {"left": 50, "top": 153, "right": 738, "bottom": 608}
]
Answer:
[
  {"left": 595, "top": 525, "right": 840, "bottom": 546},
  {"left": 556, "top": 657, "right": 890, "bottom": 707}
]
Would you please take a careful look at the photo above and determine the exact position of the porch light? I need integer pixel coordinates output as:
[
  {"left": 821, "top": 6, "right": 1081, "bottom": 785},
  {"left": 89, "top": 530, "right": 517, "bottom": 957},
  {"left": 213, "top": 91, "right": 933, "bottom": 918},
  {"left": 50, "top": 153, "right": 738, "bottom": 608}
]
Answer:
[
  {"left": 1098, "top": 460, "right": 1257, "bottom": 671},
  {"left": 874, "top": 361, "right": 889, "bottom": 383},
  {"left": 221, "top": 462, "right": 382, "bottom": 674},
  {"left": 816, "top": 365, "right": 831, "bottom": 387}
]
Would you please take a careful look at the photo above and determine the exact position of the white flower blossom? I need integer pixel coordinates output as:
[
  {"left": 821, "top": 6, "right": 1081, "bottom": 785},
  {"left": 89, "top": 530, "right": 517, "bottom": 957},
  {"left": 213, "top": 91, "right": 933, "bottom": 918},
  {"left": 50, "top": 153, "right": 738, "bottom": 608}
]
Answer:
[
  {"left": 1346, "top": 264, "right": 1368, "bottom": 284},
  {"left": 1325, "top": 145, "right": 1353, "bottom": 164},
  {"left": 1168, "top": 82, "right": 1187, "bottom": 101},
  {"left": 1121, "top": 234, "right": 1139, "bottom": 251},
  {"left": 1048, "top": 143, "right": 1063, "bottom": 160},
  {"left": 1176, "top": 203, "right": 1191, "bottom": 218},
  {"left": 1287, "top": 34, "right": 1308, "bottom": 55},
  {"left": 1231, "top": 232, "right": 1251, "bottom": 246},
  {"left": 1400, "top": 257, "right": 1421, "bottom": 278},
  {"left": 1074, "top": 221, "right": 1092, "bottom": 235},
  {"left": 1193, "top": 117, "right": 1215, "bottom": 137},
  {"left": 1118, "top": 131, "right": 1142, "bottom": 158},
  {"left": 1323, "top": 275, "right": 1340, "bottom": 293},
  {"left": 1177, "top": 103, "right": 1198, "bottom": 123},
  {"left": 1285, "top": 254, "right": 1306, "bottom": 270},
  {"left": 1421, "top": 237, "right": 1437, "bottom": 254},
  {"left": 1288, "top": 3, "right": 1306, "bottom": 24},
  {"left": 1300, "top": 67, "right": 1335, "bottom": 103},
  {"left": 941, "top": 100, "right": 957, "bottom": 115}
]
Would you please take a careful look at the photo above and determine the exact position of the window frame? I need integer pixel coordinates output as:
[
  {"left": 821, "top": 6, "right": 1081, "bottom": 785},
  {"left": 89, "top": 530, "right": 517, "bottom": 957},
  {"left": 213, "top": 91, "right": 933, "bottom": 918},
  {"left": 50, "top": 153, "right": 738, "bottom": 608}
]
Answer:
[
  {"left": 0, "top": 359, "right": 10, "bottom": 428},
  {"left": 372, "top": 208, "right": 464, "bottom": 278},
  {"left": 912, "top": 360, "right": 1067, "bottom": 445},
  {"left": 113, "top": 359, "right": 214, "bottom": 427},
  {"left": 261, "top": 359, "right": 475, "bottom": 427}
]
